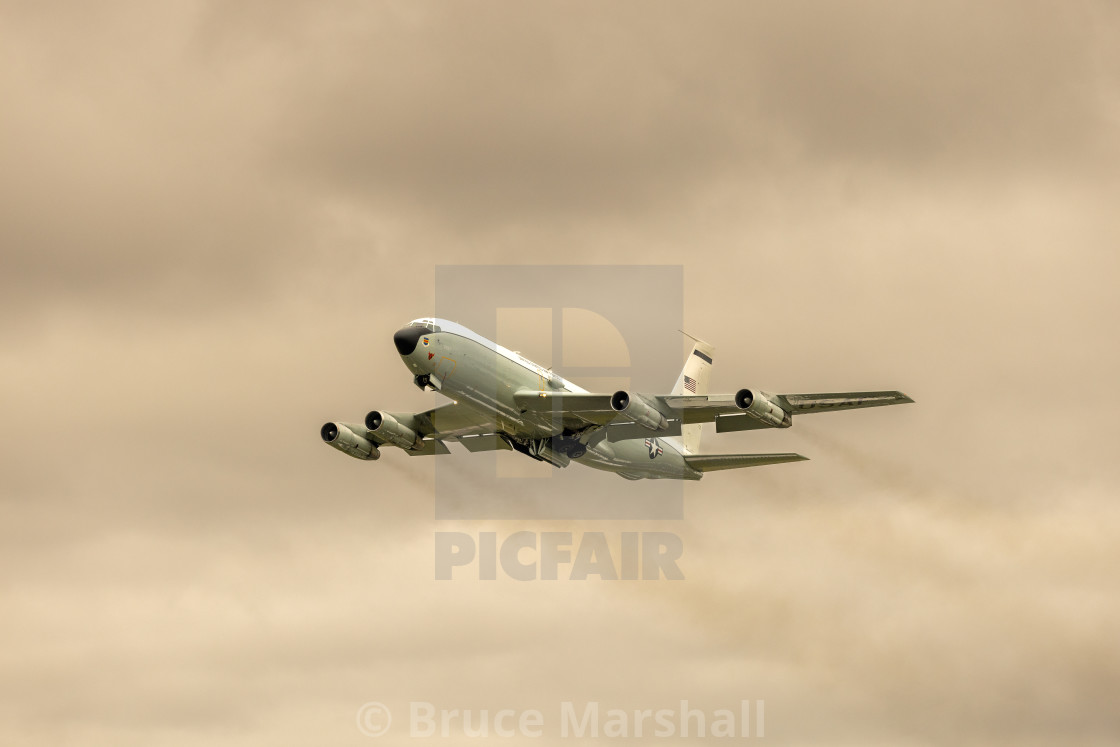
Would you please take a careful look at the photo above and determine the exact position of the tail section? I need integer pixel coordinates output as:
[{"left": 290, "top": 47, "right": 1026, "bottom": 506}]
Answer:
[
  {"left": 671, "top": 337, "right": 714, "bottom": 453},
  {"left": 670, "top": 336, "right": 807, "bottom": 471},
  {"left": 684, "top": 453, "right": 808, "bottom": 472}
]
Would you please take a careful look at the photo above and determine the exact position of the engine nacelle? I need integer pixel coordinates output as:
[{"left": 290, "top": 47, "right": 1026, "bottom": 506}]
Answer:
[
  {"left": 610, "top": 390, "right": 668, "bottom": 431},
  {"left": 321, "top": 422, "right": 380, "bottom": 460},
  {"left": 364, "top": 410, "right": 421, "bottom": 451},
  {"left": 735, "top": 389, "right": 792, "bottom": 428}
]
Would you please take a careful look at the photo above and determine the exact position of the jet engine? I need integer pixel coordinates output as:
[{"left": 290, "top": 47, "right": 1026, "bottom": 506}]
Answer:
[
  {"left": 735, "top": 389, "right": 792, "bottom": 428},
  {"left": 364, "top": 410, "right": 421, "bottom": 451},
  {"left": 321, "top": 422, "right": 380, "bottom": 460},
  {"left": 610, "top": 390, "right": 668, "bottom": 431}
]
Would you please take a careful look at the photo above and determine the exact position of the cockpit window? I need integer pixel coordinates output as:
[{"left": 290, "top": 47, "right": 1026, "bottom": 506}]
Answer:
[{"left": 409, "top": 320, "right": 441, "bottom": 332}]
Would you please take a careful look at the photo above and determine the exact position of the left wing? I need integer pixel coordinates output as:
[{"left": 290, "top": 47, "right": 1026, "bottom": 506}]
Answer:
[
  {"left": 778, "top": 391, "right": 915, "bottom": 412},
  {"left": 662, "top": 391, "right": 912, "bottom": 419},
  {"left": 672, "top": 390, "right": 914, "bottom": 434},
  {"left": 513, "top": 388, "right": 913, "bottom": 442}
]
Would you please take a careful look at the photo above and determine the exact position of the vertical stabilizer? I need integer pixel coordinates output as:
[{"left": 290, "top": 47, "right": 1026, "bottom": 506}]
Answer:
[{"left": 670, "top": 337, "right": 714, "bottom": 454}]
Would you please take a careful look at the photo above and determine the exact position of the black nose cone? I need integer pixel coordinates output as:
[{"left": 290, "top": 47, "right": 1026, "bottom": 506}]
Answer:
[{"left": 393, "top": 325, "right": 432, "bottom": 356}]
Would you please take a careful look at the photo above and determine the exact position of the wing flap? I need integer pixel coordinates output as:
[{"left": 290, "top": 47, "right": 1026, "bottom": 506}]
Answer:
[
  {"left": 660, "top": 394, "right": 742, "bottom": 425},
  {"left": 455, "top": 434, "right": 512, "bottom": 453},
  {"left": 661, "top": 394, "right": 737, "bottom": 410},
  {"left": 713, "top": 414, "right": 775, "bottom": 433},
  {"left": 404, "top": 439, "right": 452, "bottom": 456}
]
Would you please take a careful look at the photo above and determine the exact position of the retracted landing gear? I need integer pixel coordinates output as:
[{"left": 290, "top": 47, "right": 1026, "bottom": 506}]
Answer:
[
  {"left": 505, "top": 436, "right": 572, "bottom": 468},
  {"left": 553, "top": 437, "right": 587, "bottom": 459},
  {"left": 413, "top": 374, "right": 431, "bottom": 391}
]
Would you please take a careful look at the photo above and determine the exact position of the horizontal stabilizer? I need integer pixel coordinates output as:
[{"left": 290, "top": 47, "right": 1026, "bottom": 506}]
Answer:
[{"left": 684, "top": 453, "right": 808, "bottom": 472}]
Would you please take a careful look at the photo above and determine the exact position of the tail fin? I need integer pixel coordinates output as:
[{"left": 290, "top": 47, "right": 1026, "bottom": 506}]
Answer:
[{"left": 671, "top": 337, "right": 715, "bottom": 454}]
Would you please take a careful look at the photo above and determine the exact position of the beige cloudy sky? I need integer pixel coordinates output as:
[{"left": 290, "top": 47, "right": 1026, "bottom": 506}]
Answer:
[{"left": 2, "top": 1, "right": 1119, "bottom": 744}]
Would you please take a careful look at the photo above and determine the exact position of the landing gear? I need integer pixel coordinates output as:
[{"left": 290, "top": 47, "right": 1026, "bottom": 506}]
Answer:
[
  {"left": 508, "top": 437, "right": 571, "bottom": 468},
  {"left": 505, "top": 434, "right": 588, "bottom": 466},
  {"left": 553, "top": 438, "right": 587, "bottom": 459},
  {"left": 413, "top": 374, "right": 431, "bottom": 391}
]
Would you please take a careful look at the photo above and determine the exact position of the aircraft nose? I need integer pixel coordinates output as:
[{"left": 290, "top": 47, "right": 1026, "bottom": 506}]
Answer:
[{"left": 393, "top": 325, "right": 431, "bottom": 356}]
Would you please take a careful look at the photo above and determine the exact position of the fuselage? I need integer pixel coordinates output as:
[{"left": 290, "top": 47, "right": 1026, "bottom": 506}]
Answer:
[{"left": 393, "top": 318, "right": 700, "bottom": 480}]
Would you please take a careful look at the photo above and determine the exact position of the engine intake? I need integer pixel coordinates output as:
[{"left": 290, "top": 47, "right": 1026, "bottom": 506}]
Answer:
[
  {"left": 364, "top": 410, "right": 422, "bottom": 451},
  {"left": 735, "top": 389, "right": 792, "bottom": 428},
  {"left": 321, "top": 422, "right": 380, "bottom": 460},
  {"left": 610, "top": 390, "right": 668, "bottom": 431}
]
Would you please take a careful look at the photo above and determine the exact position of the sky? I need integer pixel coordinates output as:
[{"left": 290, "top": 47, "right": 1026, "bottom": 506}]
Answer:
[{"left": 1, "top": 1, "right": 1119, "bottom": 744}]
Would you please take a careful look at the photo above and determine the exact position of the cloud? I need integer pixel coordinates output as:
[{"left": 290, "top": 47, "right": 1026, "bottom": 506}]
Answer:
[
  {"left": 1, "top": 2, "right": 1119, "bottom": 744},
  {"left": 268, "top": 1, "right": 1119, "bottom": 224}
]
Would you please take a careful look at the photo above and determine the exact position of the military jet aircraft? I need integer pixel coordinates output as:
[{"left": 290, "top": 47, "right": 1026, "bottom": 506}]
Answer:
[{"left": 320, "top": 318, "right": 913, "bottom": 480}]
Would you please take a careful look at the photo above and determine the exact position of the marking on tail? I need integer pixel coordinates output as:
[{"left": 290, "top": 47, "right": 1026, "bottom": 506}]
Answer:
[{"left": 671, "top": 332, "right": 714, "bottom": 455}]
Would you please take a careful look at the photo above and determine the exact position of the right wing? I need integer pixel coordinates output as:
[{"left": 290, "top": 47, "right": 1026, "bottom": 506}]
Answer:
[{"left": 511, "top": 388, "right": 912, "bottom": 442}]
